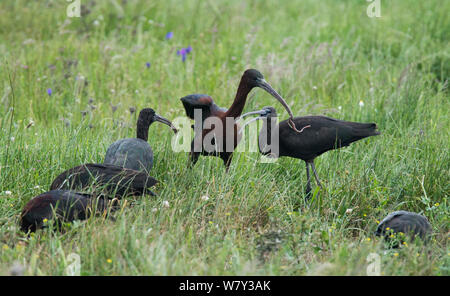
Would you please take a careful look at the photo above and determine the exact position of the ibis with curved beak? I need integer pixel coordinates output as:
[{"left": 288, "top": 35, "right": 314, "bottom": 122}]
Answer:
[
  {"left": 240, "top": 106, "right": 380, "bottom": 199},
  {"left": 104, "top": 108, "right": 178, "bottom": 172},
  {"left": 180, "top": 69, "right": 299, "bottom": 170}
]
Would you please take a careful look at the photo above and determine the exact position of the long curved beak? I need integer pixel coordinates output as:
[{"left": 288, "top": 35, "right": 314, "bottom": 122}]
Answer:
[
  {"left": 239, "top": 109, "right": 267, "bottom": 120},
  {"left": 238, "top": 116, "right": 263, "bottom": 135},
  {"left": 257, "top": 79, "right": 305, "bottom": 134},
  {"left": 155, "top": 114, "right": 178, "bottom": 133},
  {"left": 257, "top": 79, "right": 294, "bottom": 119}
]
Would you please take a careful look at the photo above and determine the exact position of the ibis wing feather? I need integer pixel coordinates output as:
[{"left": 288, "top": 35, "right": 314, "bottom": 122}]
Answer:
[
  {"left": 278, "top": 116, "right": 379, "bottom": 160},
  {"left": 50, "top": 163, "right": 158, "bottom": 197}
]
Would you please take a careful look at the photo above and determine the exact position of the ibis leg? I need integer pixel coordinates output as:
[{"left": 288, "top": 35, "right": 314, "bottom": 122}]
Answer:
[
  {"left": 223, "top": 153, "right": 233, "bottom": 172},
  {"left": 310, "top": 161, "right": 323, "bottom": 188},
  {"left": 188, "top": 152, "right": 199, "bottom": 167},
  {"left": 188, "top": 138, "right": 200, "bottom": 169},
  {"left": 188, "top": 139, "right": 200, "bottom": 168},
  {"left": 305, "top": 162, "right": 312, "bottom": 199}
]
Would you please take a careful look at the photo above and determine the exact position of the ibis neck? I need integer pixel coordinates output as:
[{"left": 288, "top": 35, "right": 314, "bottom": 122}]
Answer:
[
  {"left": 258, "top": 117, "right": 279, "bottom": 157},
  {"left": 225, "top": 80, "right": 252, "bottom": 119},
  {"left": 136, "top": 119, "right": 150, "bottom": 141}
]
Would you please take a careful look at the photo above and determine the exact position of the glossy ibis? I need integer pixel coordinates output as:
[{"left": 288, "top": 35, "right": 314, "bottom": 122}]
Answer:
[
  {"left": 20, "top": 190, "right": 115, "bottom": 233},
  {"left": 375, "top": 211, "right": 432, "bottom": 246},
  {"left": 180, "top": 69, "right": 298, "bottom": 170},
  {"left": 240, "top": 106, "right": 380, "bottom": 198},
  {"left": 104, "top": 108, "right": 177, "bottom": 172},
  {"left": 50, "top": 163, "right": 158, "bottom": 197}
]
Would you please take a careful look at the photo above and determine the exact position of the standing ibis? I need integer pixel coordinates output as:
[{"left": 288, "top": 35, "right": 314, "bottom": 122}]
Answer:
[
  {"left": 180, "top": 69, "right": 298, "bottom": 170},
  {"left": 20, "top": 190, "right": 115, "bottom": 233},
  {"left": 50, "top": 163, "right": 158, "bottom": 197},
  {"left": 240, "top": 106, "right": 380, "bottom": 198},
  {"left": 104, "top": 108, "right": 177, "bottom": 172},
  {"left": 375, "top": 211, "right": 432, "bottom": 246}
]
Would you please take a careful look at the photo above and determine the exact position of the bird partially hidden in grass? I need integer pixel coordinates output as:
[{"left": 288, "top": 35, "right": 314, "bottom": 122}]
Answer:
[
  {"left": 50, "top": 163, "right": 158, "bottom": 197},
  {"left": 19, "top": 190, "right": 118, "bottom": 233},
  {"left": 104, "top": 108, "right": 178, "bottom": 172},
  {"left": 374, "top": 211, "right": 432, "bottom": 247},
  {"left": 240, "top": 106, "right": 380, "bottom": 199}
]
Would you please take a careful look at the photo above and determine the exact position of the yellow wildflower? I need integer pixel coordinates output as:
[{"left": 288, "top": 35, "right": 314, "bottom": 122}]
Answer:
[{"left": 106, "top": 259, "right": 112, "bottom": 264}]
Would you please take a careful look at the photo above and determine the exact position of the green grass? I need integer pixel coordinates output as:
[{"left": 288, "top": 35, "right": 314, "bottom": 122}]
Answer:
[{"left": 0, "top": 0, "right": 448, "bottom": 275}]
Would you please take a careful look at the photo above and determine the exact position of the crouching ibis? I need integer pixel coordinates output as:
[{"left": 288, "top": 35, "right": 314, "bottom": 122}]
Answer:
[
  {"left": 50, "top": 163, "right": 158, "bottom": 197},
  {"left": 20, "top": 190, "right": 116, "bottom": 233},
  {"left": 375, "top": 211, "right": 432, "bottom": 247}
]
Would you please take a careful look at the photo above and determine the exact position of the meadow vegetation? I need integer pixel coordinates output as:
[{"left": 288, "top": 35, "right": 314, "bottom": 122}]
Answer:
[{"left": 0, "top": 0, "right": 448, "bottom": 275}]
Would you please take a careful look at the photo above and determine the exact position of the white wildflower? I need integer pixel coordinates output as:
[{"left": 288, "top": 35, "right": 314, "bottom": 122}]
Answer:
[
  {"left": 201, "top": 195, "right": 210, "bottom": 201},
  {"left": 162, "top": 201, "right": 170, "bottom": 208},
  {"left": 359, "top": 100, "right": 364, "bottom": 107},
  {"left": 345, "top": 208, "right": 353, "bottom": 214}
]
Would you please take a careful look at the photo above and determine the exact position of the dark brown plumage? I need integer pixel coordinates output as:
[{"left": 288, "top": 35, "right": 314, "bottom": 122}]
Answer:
[
  {"left": 180, "top": 69, "right": 296, "bottom": 171},
  {"left": 20, "top": 190, "right": 115, "bottom": 233},
  {"left": 241, "top": 106, "right": 380, "bottom": 199},
  {"left": 50, "top": 163, "right": 158, "bottom": 197}
]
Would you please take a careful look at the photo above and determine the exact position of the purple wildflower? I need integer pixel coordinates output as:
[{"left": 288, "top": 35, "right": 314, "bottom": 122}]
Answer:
[
  {"left": 177, "top": 46, "right": 192, "bottom": 62},
  {"left": 145, "top": 62, "right": 151, "bottom": 68},
  {"left": 177, "top": 48, "right": 187, "bottom": 62},
  {"left": 47, "top": 88, "right": 52, "bottom": 96},
  {"left": 165, "top": 32, "right": 173, "bottom": 40}
]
